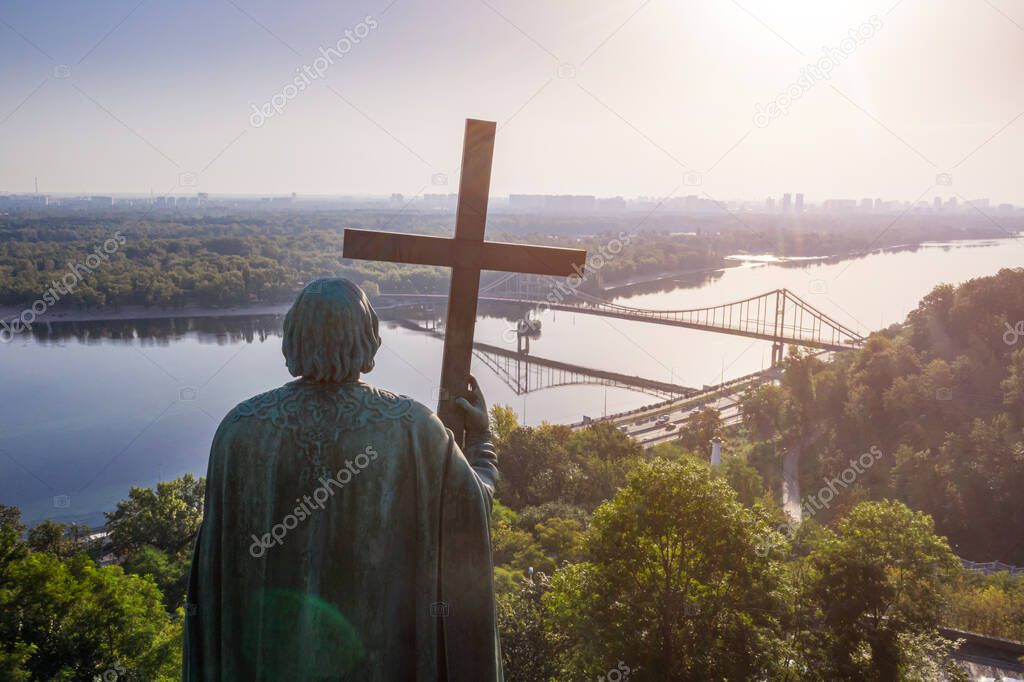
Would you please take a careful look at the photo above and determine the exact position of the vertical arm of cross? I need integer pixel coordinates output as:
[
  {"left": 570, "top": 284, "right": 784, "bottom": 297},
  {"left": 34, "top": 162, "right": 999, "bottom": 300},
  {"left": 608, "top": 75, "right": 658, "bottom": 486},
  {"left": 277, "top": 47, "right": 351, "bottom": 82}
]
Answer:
[{"left": 436, "top": 119, "right": 496, "bottom": 443}]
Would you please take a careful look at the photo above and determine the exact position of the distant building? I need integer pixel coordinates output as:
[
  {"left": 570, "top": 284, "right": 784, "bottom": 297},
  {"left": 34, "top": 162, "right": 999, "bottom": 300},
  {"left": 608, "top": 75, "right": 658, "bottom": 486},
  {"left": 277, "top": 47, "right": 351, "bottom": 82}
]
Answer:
[
  {"left": 0, "top": 194, "right": 48, "bottom": 208},
  {"left": 60, "top": 196, "right": 94, "bottom": 209},
  {"left": 822, "top": 199, "right": 857, "bottom": 212},
  {"left": 765, "top": 196, "right": 776, "bottom": 211},
  {"left": 795, "top": 193, "right": 804, "bottom": 213},
  {"left": 595, "top": 196, "right": 626, "bottom": 212},
  {"left": 508, "top": 194, "right": 595, "bottom": 213},
  {"left": 545, "top": 194, "right": 595, "bottom": 212},
  {"left": 860, "top": 198, "right": 873, "bottom": 212},
  {"left": 781, "top": 193, "right": 792, "bottom": 213},
  {"left": 508, "top": 194, "right": 546, "bottom": 211},
  {"left": 934, "top": 196, "right": 942, "bottom": 210},
  {"left": 423, "top": 193, "right": 457, "bottom": 210}
]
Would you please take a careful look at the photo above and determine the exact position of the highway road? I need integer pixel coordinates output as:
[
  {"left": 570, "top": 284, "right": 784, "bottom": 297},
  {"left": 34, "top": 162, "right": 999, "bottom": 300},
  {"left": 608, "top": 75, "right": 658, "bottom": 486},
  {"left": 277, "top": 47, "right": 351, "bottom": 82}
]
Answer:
[{"left": 623, "top": 395, "right": 743, "bottom": 448}]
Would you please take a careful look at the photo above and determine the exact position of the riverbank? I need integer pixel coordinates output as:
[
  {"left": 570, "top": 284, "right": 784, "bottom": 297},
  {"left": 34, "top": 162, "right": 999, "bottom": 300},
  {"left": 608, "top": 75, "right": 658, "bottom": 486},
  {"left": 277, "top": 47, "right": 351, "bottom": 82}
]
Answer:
[
  {"left": 0, "top": 301, "right": 293, "bottom": 326},
  {"left": 597, "top": 237, "right": 1015, "bottom": 300},
  {"left": 0, "top": 236, "right": 1015, "bottom": 328}
]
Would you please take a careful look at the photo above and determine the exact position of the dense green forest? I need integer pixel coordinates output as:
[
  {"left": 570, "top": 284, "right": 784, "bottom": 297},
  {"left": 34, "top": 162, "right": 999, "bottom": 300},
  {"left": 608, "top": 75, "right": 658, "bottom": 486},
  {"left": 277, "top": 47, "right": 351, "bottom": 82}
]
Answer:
[
  {"left": 0, "top": 213, "right": 720, "bottom": 309},
  {"left": 0, "top": 209, "right": 1012, "bottom": 310},
  {"left": 2, "top": 270, "right": 1023, "bottom": 679},
  {"left": 740, "top": 267, "right": 1024, "bottom": 564}
]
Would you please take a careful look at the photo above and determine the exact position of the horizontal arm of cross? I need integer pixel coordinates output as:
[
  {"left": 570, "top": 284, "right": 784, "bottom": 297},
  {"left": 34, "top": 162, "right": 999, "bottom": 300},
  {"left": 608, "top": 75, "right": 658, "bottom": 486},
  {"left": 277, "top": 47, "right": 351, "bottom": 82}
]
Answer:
[{"left": 343, "top": 228, "right": 586, "bottom": 277}]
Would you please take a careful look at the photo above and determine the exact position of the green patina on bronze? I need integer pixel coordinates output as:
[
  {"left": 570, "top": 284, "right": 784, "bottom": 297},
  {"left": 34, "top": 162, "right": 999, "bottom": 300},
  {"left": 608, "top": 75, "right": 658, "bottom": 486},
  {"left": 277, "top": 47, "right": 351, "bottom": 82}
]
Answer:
[{"left": 184, "top": 278, "right": 502, "bottom": 681}]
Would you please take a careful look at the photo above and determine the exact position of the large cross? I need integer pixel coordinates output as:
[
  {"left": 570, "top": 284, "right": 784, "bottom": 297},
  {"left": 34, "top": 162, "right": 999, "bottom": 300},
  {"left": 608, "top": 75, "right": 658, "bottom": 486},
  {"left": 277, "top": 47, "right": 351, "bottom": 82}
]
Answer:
[{"left": 343, "top": 118, "right": 587, "bottom": 443}]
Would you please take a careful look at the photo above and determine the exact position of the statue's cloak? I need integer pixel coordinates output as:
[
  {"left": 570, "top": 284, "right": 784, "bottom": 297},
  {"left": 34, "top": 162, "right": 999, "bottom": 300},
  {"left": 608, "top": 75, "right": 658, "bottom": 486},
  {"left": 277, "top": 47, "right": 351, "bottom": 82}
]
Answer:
[{"left": 183, "top": 380, "right": 502, "bottom": 681}]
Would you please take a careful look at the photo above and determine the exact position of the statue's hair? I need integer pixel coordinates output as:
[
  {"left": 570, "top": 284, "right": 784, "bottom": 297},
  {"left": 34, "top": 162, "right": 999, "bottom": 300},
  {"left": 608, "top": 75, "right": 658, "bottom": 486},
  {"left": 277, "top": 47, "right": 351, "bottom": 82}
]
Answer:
[{"left": 282, "top": 278, "right": 381, "bottom": 383}]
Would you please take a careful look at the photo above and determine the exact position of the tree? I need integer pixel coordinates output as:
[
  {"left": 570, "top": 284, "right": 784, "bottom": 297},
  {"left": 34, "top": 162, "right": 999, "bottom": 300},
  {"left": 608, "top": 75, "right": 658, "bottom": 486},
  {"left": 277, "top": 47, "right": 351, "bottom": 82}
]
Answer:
[
  {"left": 675, "top": 407, "right": 721, "bottom": 460},
  {"left": 741, "top": 383, "right": 785, "bottom": 443},
  {"left": 544, "top": 458, "right": 789, "bottom": 681},
  {"left": 1002, "top": 347, "right": 1024, "bottom": 425},
  {"left": 0, "top": 505, "right": 26, "bottom": 580},
  {"left": 564, "top": 422, "right": 645, "bottom": 507},
  {"left": 26, "top": 520, "right": 76, "bottom": 559},
  {"left": 0, "top": 552, "right": 182, "bottom": 681},
  {"left": 490, "top": 404, "right": 520, "bottom": 443},
  {"left": 944, "top": 570, "right": 1024, "bottom": 642},
  {"left": 105, "top": 474, "right": 204, "bottom": 558},
  {"left": 122, "top": 545, "right": 191, "bottom": 612},
  {"left": 533, "top": 517, "right": 584, "bottom": 565},
  {"left": 496, "top": 424, "right": 572, "bottom": 509},
  {"left": 496, "top": 422, "right": 643, "bottom": 510},
  {"left": 491, "top": 502, "right": 549, "bottom": 588},
  {"left": 798, "top": 500, "right": 959, "bottom": 681},
  {"left": 716, "top": 454, "right": 766, "bottom": 506},
  {"left": 497, "top": 574, "right": 559, "bottom": 682}
]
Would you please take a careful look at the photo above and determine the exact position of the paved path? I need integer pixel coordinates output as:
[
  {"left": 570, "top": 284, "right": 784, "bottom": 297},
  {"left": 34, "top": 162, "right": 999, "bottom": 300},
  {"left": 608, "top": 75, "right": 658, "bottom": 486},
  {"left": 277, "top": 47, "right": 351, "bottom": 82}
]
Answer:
[{"left": 782, "top": 444, "right": 802, "bottom": 522}]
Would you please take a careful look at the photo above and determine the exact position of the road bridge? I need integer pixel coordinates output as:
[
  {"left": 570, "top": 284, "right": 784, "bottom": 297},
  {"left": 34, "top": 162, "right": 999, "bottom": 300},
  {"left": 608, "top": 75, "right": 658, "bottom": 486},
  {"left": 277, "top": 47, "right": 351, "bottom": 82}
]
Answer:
[{"left": 391, "top": 320, "right": 695, "bottom": 399}]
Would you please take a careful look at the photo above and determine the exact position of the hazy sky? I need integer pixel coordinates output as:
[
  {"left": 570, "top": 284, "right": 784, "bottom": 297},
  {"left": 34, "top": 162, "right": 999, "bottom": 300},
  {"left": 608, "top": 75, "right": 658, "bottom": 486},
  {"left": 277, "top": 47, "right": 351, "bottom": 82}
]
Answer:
[{"left": 1, "top": 0, "right": 1022, "bottom": 203}]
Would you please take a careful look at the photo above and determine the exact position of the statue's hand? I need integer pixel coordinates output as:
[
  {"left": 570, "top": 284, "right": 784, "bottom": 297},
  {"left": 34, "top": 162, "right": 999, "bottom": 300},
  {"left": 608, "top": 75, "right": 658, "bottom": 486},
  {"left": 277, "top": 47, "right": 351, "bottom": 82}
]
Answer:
[{"left": 455, "top": 375, "right": 490, "bottom": 437}]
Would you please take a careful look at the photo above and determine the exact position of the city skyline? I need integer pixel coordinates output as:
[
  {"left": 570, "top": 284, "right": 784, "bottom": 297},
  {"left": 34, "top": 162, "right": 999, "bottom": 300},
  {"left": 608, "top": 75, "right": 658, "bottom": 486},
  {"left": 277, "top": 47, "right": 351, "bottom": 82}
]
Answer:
[{"left": 2, "top": 186, "right": 1014, "bottom": 216}]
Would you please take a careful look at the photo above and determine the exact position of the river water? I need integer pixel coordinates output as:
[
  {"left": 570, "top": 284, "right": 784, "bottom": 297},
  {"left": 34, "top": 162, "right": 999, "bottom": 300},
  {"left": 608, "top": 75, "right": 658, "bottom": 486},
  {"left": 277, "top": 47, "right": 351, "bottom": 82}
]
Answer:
[{"left": 1, "top": 238, "right": 1020, "bottom": 525}]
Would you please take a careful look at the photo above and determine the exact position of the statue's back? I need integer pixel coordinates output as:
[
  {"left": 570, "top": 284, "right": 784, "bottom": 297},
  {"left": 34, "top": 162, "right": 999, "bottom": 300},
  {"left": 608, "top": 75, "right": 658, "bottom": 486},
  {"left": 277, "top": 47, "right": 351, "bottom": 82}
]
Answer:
[{"left": 183, "top": 380, "right": 501, "bottom": 681}]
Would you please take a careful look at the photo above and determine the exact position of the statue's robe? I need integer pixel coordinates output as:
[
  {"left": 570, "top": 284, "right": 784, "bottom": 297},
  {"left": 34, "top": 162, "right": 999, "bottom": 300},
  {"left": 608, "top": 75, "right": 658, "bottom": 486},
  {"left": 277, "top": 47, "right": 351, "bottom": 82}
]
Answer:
[{"left": 183, "top": 380, "right": 502, "bottom": 681}]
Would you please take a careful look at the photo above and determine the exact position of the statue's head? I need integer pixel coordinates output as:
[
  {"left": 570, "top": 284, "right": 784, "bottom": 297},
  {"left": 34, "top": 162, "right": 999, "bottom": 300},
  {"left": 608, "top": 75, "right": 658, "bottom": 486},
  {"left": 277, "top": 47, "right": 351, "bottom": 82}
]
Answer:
[{"left": 282, "top": 278, "right": 381, "bottom": 383}]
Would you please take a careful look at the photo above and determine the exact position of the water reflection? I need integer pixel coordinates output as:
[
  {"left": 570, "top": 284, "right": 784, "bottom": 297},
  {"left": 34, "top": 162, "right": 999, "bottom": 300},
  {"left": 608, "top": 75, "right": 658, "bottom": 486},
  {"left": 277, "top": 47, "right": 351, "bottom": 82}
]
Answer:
[
  {"left": 23, "top": 308, "right": 536, "bottom": 345},
  {"left": 26, "top": 315, "right": 287, "bottom": 345}
]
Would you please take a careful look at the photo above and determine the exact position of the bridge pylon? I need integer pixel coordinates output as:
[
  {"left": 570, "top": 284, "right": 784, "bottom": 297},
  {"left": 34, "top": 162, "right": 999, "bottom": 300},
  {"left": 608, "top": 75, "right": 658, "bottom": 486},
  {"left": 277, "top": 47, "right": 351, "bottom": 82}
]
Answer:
[
  {"left": 771, "top": 341, "right": 784, "bottom": 367},
  {"left": 517, "top": 328, "right": 530, "bottom": 354}
]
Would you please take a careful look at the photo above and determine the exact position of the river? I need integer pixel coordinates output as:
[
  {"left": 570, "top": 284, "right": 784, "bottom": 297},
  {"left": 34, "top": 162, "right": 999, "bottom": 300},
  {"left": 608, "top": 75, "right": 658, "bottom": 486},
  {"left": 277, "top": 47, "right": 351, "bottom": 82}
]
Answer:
[{"left": 1, "top": 238, "right": 1020, "bottom": 525}]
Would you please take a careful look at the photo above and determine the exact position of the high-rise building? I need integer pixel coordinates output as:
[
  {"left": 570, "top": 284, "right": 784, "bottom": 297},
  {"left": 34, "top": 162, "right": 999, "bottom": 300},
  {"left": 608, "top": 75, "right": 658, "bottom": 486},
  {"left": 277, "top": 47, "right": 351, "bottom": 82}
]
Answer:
[
  {"left": 509, "top": 194, "right": 546, "bottom": 211},
  {"left": 765, "top": 196, "right": 776, "bottom": 212},
  {"left": 782, "top": 193, "right": 792, "bottom": 213},
  {"left": 795, "top": 193, "right": 804, "bottom": 213},
  {"left": 545, "top": 195, "right": 595, "bottom": 212},
  {"left": 823, "top": 199, "right": 857, "bottom": 212},
  {"left": 595, "top": 196, "right": 626, "bottom": 212}
]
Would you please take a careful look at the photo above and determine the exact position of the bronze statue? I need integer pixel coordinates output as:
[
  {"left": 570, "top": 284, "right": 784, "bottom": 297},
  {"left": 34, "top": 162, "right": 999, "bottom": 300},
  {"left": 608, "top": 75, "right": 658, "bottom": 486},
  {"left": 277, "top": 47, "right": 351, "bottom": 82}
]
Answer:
[{"left": 184, "top": 278, "right": 502, "bottom": 681}]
